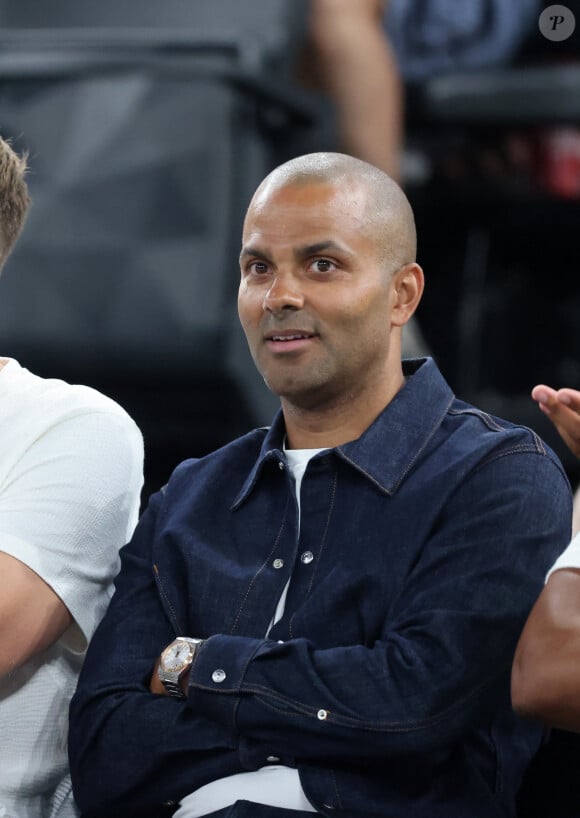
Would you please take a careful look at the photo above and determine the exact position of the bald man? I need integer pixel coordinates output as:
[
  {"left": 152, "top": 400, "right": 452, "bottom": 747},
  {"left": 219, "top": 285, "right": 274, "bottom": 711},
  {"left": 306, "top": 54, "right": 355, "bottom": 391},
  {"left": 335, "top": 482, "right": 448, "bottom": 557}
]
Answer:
[{"left": 69, "top": 154, "right": 571, "bottom": 818}]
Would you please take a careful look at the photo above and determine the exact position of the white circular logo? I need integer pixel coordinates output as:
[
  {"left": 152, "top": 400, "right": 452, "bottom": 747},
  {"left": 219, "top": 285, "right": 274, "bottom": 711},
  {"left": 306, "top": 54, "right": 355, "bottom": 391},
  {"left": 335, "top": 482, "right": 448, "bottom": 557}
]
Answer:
[{"left": 539, "top": 4, "right": 576, "bottom": 41}]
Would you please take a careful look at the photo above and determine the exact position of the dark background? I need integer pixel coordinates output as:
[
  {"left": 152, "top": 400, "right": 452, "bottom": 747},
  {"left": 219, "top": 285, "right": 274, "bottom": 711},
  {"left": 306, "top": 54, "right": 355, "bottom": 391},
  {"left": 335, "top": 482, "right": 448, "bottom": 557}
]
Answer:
[{"left": 0, "top": 0, "right": 578, "bottom": 499}]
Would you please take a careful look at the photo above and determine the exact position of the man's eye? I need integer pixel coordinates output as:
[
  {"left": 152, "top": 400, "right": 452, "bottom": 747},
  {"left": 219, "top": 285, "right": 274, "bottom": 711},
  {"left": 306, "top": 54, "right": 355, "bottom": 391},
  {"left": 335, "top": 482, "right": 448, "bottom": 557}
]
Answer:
[
  {"left": 312, "top": 259, "right": 333, "bottom": 273},
  {"left": 250, "top": 262, "right": 269, "bottom": 274}
]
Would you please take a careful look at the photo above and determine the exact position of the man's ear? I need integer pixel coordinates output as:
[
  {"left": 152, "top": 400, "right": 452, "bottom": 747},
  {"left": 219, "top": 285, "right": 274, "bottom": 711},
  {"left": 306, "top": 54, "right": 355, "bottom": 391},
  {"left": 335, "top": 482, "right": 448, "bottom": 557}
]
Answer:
[{"left": 390, "top": 262, "right": 424, "bottom": 327}]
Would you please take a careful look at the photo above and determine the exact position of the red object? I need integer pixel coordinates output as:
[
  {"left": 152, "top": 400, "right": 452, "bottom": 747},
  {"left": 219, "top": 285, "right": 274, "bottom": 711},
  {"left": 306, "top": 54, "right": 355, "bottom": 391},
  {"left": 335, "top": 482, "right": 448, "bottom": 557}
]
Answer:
[{"left": 537, "top": 126, "right": 580, "bottom": 199}]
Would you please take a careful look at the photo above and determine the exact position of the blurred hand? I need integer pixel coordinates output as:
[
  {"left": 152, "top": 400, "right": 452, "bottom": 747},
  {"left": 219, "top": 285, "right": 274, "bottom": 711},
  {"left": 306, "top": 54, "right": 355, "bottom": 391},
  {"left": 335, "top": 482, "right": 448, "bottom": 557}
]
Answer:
[{"left": 532, "top": 385, "right": 580, "bottom": 459}]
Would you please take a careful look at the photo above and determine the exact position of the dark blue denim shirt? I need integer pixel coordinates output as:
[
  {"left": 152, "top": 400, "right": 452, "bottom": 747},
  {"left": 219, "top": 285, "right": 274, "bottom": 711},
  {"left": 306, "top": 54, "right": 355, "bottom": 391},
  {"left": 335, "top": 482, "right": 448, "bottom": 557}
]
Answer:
[{"left": 69, "top": 358, "right": 572, "bottom": 818}]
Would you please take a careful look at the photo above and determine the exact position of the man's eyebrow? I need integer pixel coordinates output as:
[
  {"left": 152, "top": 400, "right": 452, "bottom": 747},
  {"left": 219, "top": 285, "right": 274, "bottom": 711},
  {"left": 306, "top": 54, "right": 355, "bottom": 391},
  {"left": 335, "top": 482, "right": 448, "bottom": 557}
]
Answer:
[
  {"left": 296, "top": 240, "right": 352, "bottom": 257},
  {"left": 239, "top": 240, "right": 352, "bottom": 262},
  {"left": 239, "top": 245, "right": 269, "bottom": 261}
]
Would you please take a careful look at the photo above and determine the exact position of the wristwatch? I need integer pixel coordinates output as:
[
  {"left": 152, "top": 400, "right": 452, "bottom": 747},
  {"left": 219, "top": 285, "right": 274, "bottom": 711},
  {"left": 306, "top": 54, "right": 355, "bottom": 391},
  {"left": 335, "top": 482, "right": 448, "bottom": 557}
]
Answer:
[{"left": 158, "top": 637, "right": 204, "bottom": 698}]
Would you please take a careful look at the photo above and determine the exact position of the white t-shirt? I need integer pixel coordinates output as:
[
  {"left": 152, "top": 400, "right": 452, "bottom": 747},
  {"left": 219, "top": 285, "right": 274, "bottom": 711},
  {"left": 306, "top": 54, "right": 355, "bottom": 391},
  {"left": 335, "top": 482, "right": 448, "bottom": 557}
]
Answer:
[
  {"left": 547, "top": 531, "right": 580, "bottom": 578},
  {"left": 0, "top": 359, "right": 144, "bottom": 818},
  {"left": 176, "top": 446, "right": 326, "bottom": 818}
]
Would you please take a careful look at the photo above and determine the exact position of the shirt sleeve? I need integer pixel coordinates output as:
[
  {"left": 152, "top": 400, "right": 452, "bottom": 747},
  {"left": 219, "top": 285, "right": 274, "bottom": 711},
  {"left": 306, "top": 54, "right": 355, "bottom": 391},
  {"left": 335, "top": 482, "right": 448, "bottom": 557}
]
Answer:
[
  {"left": 546, "top": 530, "right": 580, "bottom": 579},
  {"left": 0, "top": 409, "right": 143, "bottom": 651},
  {"left": 70, "top": 488, "right": 243, "bottom": 816}
]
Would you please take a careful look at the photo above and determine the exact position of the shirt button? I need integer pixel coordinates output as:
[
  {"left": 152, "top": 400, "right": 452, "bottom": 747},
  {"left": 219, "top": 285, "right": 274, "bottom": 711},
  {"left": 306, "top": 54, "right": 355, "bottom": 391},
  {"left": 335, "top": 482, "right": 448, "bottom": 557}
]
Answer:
[
  {"left": 266, "top": 755, "right": 280, "bottom": 763},
  {"left": 317, "top": 709, "right": 328, "bottom": 720},
  {"left": 273, "top": 558, "right": 284, "bottom": 569},
  {"left": 301, "top": 551, "right": 314, "bottom": 564},
  {"left": 211, "top": 669, "right": 226, "bottom": 684},
  {"left": 278, "top": 461, "right": 285, "bottom": 470}
]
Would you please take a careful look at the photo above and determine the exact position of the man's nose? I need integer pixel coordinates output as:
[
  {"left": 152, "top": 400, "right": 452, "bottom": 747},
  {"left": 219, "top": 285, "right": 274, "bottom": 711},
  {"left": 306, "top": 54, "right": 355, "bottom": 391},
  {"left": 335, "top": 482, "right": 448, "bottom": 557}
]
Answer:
[{"left": 262, "top": 271, "right": 304, "bottom": 314}]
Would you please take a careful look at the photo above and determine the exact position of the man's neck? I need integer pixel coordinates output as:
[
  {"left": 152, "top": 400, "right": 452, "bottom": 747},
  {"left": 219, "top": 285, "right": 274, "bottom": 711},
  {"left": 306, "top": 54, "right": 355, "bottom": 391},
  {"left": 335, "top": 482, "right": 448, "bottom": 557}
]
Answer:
[{"left": 281, "top": 370, "right": 405, "bottom": 450}]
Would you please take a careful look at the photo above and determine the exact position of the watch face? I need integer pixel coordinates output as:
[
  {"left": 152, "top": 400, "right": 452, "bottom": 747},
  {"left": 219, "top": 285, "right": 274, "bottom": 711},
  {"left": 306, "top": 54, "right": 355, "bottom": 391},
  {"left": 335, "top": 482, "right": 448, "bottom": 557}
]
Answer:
[{"left": 161, "top": 640, "right": 193, "bottom": 673}]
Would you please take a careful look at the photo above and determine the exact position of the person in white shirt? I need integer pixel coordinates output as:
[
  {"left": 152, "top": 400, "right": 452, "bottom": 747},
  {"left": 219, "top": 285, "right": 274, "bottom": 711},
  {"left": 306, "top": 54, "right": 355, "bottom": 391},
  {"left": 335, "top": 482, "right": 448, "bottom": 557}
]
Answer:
[
  {"left": 0, "top": 136, "right": 144, "bottom": 818},
  {"left": 512, "top": 384, "right": 580, "bottom": 730}
]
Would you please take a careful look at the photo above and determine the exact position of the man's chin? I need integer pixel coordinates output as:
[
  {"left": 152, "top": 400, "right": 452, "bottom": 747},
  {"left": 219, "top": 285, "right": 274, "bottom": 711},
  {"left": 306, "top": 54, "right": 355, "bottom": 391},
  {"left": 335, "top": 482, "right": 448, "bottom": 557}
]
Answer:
[
  {"left": 266, "top": 379, "right": 336, "bottom": 411},
  {"left": 267, "top": 378, "right": 308, "bottom": 397}
]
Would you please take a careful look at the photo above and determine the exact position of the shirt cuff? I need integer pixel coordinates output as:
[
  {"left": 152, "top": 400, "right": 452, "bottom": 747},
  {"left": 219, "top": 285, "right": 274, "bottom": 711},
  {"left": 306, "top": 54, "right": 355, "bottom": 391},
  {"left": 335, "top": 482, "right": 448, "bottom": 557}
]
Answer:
[{"left": 187, "top": 633, "right": 265, "bottom": 725}]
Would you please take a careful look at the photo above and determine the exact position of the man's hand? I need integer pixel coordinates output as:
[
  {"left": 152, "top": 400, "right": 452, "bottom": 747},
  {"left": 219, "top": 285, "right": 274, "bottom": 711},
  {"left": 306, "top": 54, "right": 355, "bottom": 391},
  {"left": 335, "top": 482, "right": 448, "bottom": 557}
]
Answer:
[
  {"left": 149, "top": 657, "right": 165, "bottom": 695},
  {"left": 532, "top": 385, "right": 580, "bottom": 459}
]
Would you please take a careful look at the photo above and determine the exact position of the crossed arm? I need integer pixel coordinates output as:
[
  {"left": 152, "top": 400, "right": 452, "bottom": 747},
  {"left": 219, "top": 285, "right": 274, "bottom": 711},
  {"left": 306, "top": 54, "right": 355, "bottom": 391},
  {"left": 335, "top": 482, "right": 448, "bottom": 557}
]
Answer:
[{"left": 69, "top": 451, "right": 571, "bottom": 817}]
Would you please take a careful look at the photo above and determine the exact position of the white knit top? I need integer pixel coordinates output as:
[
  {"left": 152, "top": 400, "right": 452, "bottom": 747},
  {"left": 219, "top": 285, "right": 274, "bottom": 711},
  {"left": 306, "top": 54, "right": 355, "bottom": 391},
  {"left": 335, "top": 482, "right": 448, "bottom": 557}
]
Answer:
[{"left": 0, "top": 359, "right": 144, "bottom": 818}]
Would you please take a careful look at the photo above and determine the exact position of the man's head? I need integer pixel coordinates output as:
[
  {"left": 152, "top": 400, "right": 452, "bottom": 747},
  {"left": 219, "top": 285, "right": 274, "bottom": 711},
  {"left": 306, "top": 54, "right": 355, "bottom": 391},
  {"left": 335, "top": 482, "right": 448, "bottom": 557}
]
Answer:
[
  {"left": 0, "top": 137, "right": 31, "bottom": 272},
  {"left": 238, "top": 152, "right": 424, "bottom": 412}
]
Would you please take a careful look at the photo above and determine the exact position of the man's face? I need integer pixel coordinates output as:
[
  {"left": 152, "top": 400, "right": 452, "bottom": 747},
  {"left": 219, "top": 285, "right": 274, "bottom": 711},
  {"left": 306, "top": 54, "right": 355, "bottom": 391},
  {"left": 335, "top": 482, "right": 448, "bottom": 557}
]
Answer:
[{"left": 238, "top": 179, "right": 399, "bottom": 409}]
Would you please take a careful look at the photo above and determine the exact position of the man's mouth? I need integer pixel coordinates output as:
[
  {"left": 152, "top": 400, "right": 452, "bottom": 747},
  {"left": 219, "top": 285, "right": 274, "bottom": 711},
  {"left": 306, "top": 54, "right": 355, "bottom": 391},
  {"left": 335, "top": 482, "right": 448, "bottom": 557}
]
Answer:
[
  {"left": 270, "top": 333, "right": 313, "bottom": 341},
  {"left": 264, "top": 331, "right": 317, "bottom": 352}
]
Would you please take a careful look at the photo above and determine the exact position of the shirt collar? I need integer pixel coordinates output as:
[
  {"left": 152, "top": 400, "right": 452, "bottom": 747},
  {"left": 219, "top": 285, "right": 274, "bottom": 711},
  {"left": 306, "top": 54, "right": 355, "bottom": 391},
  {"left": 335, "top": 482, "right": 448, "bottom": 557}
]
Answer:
[
  {"left": 336, "top": 357, "right": 454, "bottom": 494},
  {"left": 233, "top": 358, "right": 454, "bottom": 507}
]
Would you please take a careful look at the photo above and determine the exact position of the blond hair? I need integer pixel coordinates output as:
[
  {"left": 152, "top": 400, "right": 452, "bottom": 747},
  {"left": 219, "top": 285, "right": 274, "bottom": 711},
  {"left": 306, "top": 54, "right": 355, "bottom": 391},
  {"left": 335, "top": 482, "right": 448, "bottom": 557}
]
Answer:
[{"left": 0, "top": 137, "right": 31, "bottom": 270}]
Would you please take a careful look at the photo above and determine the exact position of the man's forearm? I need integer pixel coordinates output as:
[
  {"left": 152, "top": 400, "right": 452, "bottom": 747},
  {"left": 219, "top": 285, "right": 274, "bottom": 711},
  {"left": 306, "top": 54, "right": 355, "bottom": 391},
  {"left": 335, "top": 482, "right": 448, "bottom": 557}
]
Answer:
[{"left": 513, "top": 568, "right": 580, "bottom": 731}]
